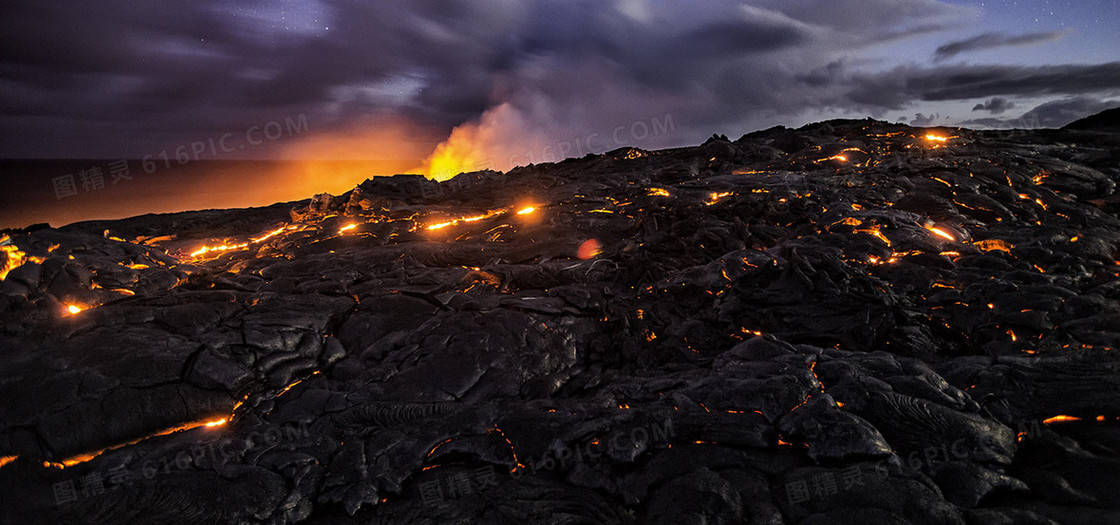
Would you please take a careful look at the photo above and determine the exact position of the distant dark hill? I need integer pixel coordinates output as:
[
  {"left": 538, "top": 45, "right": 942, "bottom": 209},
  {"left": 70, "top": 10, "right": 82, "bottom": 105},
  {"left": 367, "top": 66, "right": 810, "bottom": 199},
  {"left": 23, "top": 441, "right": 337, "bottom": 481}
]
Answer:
[{"left": 1063, "top": 106, "right": 1120, "bottom": 131}]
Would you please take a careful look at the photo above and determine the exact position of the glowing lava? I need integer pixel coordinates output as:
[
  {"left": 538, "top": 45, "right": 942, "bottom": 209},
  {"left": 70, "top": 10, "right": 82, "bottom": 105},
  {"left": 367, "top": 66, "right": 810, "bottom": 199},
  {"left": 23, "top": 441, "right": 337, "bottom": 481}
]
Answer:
[
  {"left": 42, "top": 416, "right": 230, "bottom": 469},
  {"left": 925, "top": 225, "right": 957, "bottom": 242},
  {"left": 0, "top": 237, "right": 44, "bottom": 281},
  {"left": 426, "top": 213, "right": 493, "bottom": 231},
  {"left": 705, "top": 192, "right": 734, "bottom": 205},
  {"left": 974, "top": 239, "right": 1013, "bottom": 252},
  {"left": 190, "top": 242, "right": 250, "bottom": 258},
  {"left": 67, "top": 305, "right": 84, "bottom": 315},
  {"left": 516, "top": 206, "right": 536, "bottom": 215}
]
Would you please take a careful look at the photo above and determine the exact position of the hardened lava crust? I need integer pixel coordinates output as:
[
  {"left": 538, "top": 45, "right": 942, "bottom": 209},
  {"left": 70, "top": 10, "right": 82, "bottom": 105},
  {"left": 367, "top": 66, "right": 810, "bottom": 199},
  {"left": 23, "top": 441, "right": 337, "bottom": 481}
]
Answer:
[{"left": 2, "top": 117, "right": 1120, "bottom": 524}]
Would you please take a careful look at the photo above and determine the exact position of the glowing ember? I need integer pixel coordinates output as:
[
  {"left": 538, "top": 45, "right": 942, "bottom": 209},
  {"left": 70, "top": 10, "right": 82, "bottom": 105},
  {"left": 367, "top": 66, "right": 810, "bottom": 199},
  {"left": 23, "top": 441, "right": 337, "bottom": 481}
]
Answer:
[
  {"left": 339, "top": 224, "right": 358, "bottom": 234},
  {"left": 925, "top": 134, "right": 950, "bottom": 142},
  {"left": 705, "top": 192, "right": 734, "bottom": 205},
  {"left": 647, "top": 188, "right": 671, "bottom": 197},
  {"left": 0, "top": 455, "right": 16, "bottom": 469},
  {"left": 204, "top": 418, "right": 228, "bottom": 428},
  {"left": 973, "top": 239, "right": 1013, "bottom": 252},
  {"left": 516, "top": 206, "right": 536, "bottom": 215},
  {"left": 67, "top": 305, "right": 84, "bottom": 315}
]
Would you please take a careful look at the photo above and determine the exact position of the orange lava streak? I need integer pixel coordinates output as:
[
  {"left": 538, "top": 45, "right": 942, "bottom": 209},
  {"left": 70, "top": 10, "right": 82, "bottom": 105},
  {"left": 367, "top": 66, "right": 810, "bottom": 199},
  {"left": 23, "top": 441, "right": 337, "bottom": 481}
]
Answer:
[
  {"left": 251, "top": 227, "right": 287, "bottom": 243},
  {"left": 925, "top": 225, "right": 956, "bottom": 241},
  {"left": 190, "top": 223, "right": 298, "bottom": 259},
  {"left": 427, "top": 212, "right": 494, "bottom": 230},
  {"left": 190, "top": 242, "right": 250, "bottom": 258},
  {"left": 42, "top": 416, "right": 229, "bottom": 469},
  {"left": 426, "top": 437, "right": 457, "bottom": 459},
  {"left": 489, "top": 426, "right": 523, "bottom": 470},
  {"left": 854, "top": 228, "right": 892, "bottom": 246},
  {"left": 1042, "top": 415, "right": 1081, "bottom": 425}
]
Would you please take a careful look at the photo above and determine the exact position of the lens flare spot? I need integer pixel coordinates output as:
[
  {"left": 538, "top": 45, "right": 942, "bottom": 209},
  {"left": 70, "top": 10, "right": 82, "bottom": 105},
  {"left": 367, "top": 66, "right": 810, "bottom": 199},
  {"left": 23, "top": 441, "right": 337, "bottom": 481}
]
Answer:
[{"left": 578, "top": 239, "right": 602, "bottom": 260}]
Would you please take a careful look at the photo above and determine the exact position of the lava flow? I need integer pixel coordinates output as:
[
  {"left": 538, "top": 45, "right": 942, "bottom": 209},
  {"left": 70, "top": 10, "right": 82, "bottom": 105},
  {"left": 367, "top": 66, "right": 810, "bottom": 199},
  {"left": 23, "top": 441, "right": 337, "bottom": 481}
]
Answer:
[{"left": 2, "top": 116, "right": 1120, "bottom": 524}]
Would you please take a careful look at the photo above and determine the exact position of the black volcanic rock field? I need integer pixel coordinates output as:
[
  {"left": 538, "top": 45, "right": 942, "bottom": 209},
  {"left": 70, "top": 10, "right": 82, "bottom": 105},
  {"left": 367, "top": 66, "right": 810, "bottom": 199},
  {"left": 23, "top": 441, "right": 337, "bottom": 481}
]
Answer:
[{"left": 3, "top": 119, "right": 1120, "bottom": 524}]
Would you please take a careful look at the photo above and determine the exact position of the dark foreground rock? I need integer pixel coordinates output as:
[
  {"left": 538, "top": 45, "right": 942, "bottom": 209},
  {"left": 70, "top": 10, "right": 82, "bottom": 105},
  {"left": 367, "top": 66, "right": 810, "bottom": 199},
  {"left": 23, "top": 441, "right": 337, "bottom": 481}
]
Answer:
[{"left": 2, "top": 118, "right": 1120, "bottom": 524}]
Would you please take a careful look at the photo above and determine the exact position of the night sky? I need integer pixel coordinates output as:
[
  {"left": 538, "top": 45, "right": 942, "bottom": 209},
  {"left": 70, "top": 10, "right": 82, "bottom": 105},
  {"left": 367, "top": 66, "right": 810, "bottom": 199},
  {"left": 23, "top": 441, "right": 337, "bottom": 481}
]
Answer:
[{"left": 1, "top": 0, "right": 1118, "bottom": 228}]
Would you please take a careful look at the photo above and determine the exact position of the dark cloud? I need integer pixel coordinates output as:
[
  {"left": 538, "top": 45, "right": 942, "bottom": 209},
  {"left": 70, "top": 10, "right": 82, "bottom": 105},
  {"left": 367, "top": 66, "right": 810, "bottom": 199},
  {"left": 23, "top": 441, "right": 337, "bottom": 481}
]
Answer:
[
  {"left": 838, "top": 62, "right": 1120, "bottom": 110},
  {"left": 0, "top": 0, "right": 1118, "bottom": 163},
  {"left": 933, "top": 31, "right": 1066, "bottom": 62},
  {"left": 961, "top": 96, "right": 1120, "bottom": 129},
  {"left": 972, "top": 97, "right": 1015, "bottom": 114},
  {"left": 910, "top": 113, "right": 942, "bottom": 126}
]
